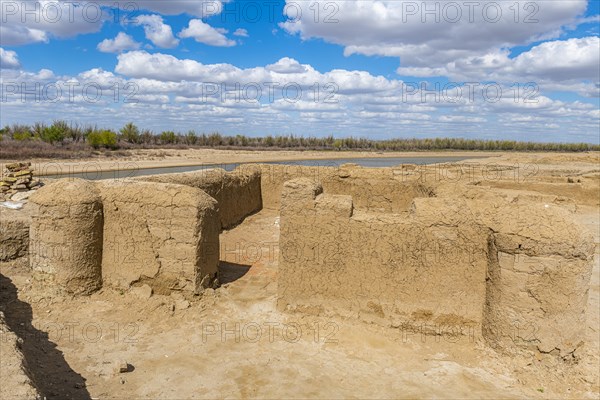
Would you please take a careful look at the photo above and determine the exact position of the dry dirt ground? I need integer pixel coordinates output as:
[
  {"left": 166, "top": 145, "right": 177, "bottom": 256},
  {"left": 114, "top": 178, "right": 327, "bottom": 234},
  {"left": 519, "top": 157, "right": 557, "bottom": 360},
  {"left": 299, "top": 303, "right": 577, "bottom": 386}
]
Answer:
[{"left": 0, "top": 152, "right": 598, "bottom": 399}]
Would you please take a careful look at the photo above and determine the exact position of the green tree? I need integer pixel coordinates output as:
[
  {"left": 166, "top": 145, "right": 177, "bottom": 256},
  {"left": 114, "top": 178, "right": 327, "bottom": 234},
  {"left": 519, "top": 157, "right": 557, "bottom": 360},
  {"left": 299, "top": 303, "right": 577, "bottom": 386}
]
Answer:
[
  {"left": 40, "top": 121, "right": 68, "bottom": 144},
  {"left": 31, "top": 122, "right": 46, "bottom": 140},
  {"left": 87, "top": 130, "right": 118, "bottom": 149},
  {"left": 120, "top": 122, "right": 140, "bottom": 144},
  {"left": 185, "top": 130, "right": 198, "bottom": 145},
  {"left": 160, "top": 131, "right": 176, "bottom": 144},
  {"left": 333, "top": 139, "right": 343, "bottom": 150},
  {"left": 207, "top": 132, "right": 222, "bottom": 146},
  {"left": 13, "top": 130, "right": 32, "bottom": 141}
]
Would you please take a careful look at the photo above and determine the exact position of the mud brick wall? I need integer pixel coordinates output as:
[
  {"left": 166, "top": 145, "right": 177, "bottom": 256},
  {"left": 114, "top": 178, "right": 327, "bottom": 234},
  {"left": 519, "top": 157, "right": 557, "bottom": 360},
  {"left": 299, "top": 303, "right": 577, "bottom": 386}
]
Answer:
[
  {"left": 259, "top": 163, "right": 435, "bottom": 213},
  {"left": 97, "top": 180, "right": 220, "bottom": 294},
  {"left": 279, "top": 178, "right": 596, "bottom": 357},
  {"left": 0, "top": 214, "right": 29, "bottom": 261},
  {"left": 476, "top": 201, "right": 595, "bottom": 357},
  {"left": 136, "top": 166, "right": 262, "bottom": 230},
  {"left": 29, "top": 179, "right": 103, "bottom": 295},
  {"left": 278, "top": 178, "right": 489, "bottom": 334}
]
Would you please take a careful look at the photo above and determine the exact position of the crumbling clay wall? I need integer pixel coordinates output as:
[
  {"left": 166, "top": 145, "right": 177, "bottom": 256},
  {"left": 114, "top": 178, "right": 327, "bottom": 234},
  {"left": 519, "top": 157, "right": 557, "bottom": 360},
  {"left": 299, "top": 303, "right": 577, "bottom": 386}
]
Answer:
[
  {"left": 279, "top": 178, "right": 595, "bottom": 356},
  {"left": 97, "top": 180, "right": 219, "bottom": 294},
  {"left": 136, "top": 166, "right": 262, "bottom": 230},
  {"left": 0, "top": 210, "right": 29, "bottom": 261},
  {"left": 278, "top": 178, "right": 490, "bottom": 334},
  {"left": 29, "top": 179, "right": 103, "bottom": 295},
  {"left": 475, "top": 200, "right": 595, "bottom": 357},
  {"left": 259, "top": 163, "right": 435, "bottom": 213}
]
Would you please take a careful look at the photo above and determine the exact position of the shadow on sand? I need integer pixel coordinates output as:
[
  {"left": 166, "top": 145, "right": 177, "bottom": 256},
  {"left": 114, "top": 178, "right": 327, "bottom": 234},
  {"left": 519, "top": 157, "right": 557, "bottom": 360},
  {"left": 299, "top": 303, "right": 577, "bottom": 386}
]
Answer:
[
  {"left": 218, "top": 261, "right": 252, "bottom": 284},
  {"left": 0, "top": 274, "right": 91, "bottom": 400}
]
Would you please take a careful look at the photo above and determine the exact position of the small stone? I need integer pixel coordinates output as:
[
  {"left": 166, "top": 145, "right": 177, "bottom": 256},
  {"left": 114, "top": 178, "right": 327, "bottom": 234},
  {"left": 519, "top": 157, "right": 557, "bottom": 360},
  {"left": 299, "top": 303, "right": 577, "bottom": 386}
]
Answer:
[
  {"left": 6, "top": 162, "right": 30, "bottom": 171},
  {"left": 176, "top": 299, "right": 190, "bottom": 310},
  {"left": 27, "top": 180, "right": 39, "bottom": 188},
  {"left": 11, "top": 191, "right": 33, "bottom": 202},
  {"left": 130, "top": 284, "right": 153, "bottom": 299},
  {"left": 14, "top": 169, "right": 32, "bottom": 177}
]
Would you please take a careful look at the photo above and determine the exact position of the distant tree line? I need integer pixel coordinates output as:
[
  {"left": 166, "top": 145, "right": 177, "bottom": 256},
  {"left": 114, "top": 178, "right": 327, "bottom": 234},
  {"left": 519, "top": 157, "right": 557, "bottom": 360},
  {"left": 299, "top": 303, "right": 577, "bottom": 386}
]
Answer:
[{"left": 1, "top": 121, "right": 598, "bottom": 153}]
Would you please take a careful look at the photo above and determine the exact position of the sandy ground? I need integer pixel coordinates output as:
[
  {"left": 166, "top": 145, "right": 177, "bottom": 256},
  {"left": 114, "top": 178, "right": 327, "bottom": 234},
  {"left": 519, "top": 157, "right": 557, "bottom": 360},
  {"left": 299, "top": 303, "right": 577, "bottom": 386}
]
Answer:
[{"left": 0, "top": 151, "right": 598, "bottom": 399}]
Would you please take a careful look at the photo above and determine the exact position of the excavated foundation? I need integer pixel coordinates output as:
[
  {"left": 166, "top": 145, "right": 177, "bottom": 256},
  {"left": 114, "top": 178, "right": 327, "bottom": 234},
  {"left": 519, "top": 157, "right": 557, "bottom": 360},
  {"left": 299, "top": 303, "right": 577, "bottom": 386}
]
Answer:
[{"left": 9, "top": 163, "right": 595, "bottom": 358}]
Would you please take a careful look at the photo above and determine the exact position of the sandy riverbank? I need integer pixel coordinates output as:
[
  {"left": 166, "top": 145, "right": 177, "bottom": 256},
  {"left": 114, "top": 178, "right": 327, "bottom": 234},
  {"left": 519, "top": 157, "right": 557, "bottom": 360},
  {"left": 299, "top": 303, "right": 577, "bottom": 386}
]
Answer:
[{"left": 1, "top": 149, "right": 507, "bottom": 176}]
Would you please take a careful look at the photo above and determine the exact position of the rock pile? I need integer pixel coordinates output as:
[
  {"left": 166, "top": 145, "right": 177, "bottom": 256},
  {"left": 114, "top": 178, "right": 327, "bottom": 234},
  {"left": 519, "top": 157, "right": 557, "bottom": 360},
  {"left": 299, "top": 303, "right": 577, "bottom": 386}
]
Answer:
[{"left": 0, "top": 162, "right": 43, "bottom": 201}]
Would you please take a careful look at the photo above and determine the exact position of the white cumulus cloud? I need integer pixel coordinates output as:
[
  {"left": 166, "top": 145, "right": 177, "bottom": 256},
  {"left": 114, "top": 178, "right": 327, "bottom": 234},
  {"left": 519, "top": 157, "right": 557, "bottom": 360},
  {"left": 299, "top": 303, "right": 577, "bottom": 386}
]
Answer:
[
  {"left": 0, "top": 47, "right": 21, "bottom": 69},
  {"left": 280, "top": 0, "right": 588, "bottom": 69},
  {"left": 0, "top": 24, "right": 48, "bottom": 46},
  {"left": 509, "top": 36, "right": 600, "bottom": 82},
  {"left": 179, "top": 19, "right": 236, "bottom": 47},
  {"left": 134, "top": 14, "right": 179, "bottom": 48},
  {"left": 266, "top": 57, "right": 307, "bottom": 74},
  {"left": 397, "top": 36, "right": 600, "bottom": 86},
  {"left": 233, "top": 28, "right": 249, "bottom": 37},
  {"left": 0, "top": 0, "right": 105, "bottom": 45},
  {"left": 97, "top": 32, "right": 141, "bottom": 53}
]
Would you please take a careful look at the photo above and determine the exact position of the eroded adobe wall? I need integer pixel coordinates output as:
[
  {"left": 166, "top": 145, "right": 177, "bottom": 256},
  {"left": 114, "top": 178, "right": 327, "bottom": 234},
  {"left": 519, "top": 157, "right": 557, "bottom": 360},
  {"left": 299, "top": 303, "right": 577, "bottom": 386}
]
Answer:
[
  {"left": 135, "top": 166, "right": 262, "bottom": 230},
  {"left": 279, "top": 178, "right": 596, "bottom": 356},
  {"left": 96, "top": 180, "right": 220, "bottom": 294},
  {"left": 29, "top": 179, "right": 103, "bottom": 295},
  {"left": 474, "top": 200, "right": 595, "bottom": 357},
  {"left": 0, "top": 211, "right": 29, "bottom": 261},
  {"left": 278, "top": 178, "right": 489, "bottom": 334},
  {"left": 259, "top": 163, "right": 435, "bottom": 213}
]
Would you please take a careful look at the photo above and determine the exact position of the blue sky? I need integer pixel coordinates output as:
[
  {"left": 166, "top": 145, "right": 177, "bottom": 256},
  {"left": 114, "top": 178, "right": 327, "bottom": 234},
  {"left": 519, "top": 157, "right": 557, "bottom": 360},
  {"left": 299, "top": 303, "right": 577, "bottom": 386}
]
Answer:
[{"left": 1, "top": 0, "right": 599, "bottom": 143}]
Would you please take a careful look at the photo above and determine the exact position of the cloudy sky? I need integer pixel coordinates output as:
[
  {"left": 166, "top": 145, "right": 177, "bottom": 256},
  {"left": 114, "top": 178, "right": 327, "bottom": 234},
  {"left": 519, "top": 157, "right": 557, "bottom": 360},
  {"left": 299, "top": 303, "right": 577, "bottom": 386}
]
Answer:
[{"left": 0, "top": 0, "right": 598, "bottom": 142}]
